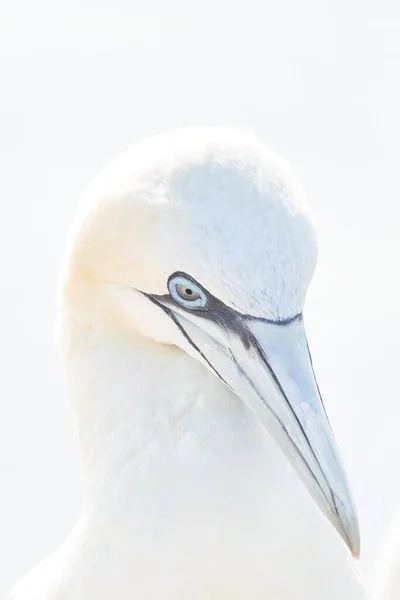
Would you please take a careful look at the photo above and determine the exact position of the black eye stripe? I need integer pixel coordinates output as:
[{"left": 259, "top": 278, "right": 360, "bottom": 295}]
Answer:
[{"left": 146, "top": 270, "right": 302, "bottom": 326}]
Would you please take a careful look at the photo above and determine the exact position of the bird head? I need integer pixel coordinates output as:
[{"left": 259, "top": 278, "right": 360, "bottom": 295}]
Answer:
[{"left": 60, "top": 127, "right": 360, "bottom": 557}]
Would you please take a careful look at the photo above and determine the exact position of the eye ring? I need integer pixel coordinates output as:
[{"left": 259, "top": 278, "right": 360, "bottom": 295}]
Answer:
[{"left": 168, "top": 274, "right": 208, "bottom": 310}]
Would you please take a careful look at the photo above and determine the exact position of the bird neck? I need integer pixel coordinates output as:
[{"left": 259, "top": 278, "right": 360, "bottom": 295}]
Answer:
[{"left": 58, "top": 280, "right": 226, "bottom": 513}]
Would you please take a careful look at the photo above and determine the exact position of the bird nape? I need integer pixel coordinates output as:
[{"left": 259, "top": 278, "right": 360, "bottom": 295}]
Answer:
[{"left": 8, "top": 127, "right": 366, "bottom": 600}]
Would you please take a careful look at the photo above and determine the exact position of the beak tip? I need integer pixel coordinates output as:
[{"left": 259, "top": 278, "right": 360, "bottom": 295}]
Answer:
[
  {"left": 350, "top": 537, "right": 361, "bottom": 560},
  {"left": 330, "top": 493, "right": 360, "bottom": 560},
  {"left": 351, "top": 534, "right": 361, "bottom": 561},
  {"left": 352, "top": 549, "right": 360, "bottom": 560},
  {"left": 340, "top": 515, "right": 361, "bottom": 560},
  {"left": 347, "top": 528, "right": 361, "bottom": 559}
]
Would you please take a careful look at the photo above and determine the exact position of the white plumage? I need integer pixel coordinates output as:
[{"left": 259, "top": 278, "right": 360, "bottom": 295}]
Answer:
[
  {"left": 8, "top": 128, "right": 365, "bottom": 599},
  {"left": 375, "top": 504, "right": 400, "bottom": 599}
]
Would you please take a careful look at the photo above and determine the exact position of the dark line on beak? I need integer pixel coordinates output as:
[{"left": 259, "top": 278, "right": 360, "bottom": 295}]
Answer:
[
  {"left": 143, "top": 293, "right": 232, "bottom": 391},
  {"left": 229, "top": 344, "right": 349, "bottom": 545},
  {"left": 305, "top": 338, "right": 333, "bottom": 430},
  {"left": 304, "top": 331, "right": 349, "bottom": 551},
  {"left": 248, "top": 332, "right": 333, "bottom": 506},
  {"left": 227, "top": 347, "right": 324, "bottom": 496},
  {"left": 168, "top": 312, "right": 232, "bottom": 389},
  {"left": 248, "top": 318, "right": 345, "bottom": 534}
]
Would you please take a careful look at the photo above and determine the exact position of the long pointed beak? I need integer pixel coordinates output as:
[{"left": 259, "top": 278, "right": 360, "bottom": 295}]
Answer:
[{"left": 169, "top": 310, "right": 360, "bottom": 557}]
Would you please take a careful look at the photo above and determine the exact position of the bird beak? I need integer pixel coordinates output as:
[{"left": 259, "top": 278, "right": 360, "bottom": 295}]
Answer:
[{"left": 168, "top": 309, "right": 360, "bottom": 557}]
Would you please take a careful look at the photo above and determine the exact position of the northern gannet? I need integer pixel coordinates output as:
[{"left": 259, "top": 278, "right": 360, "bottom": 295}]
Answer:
[
  {"left": 374, "top": 504, "right": 400, "bottom": 599},
  {"left": 9, "top": 128, "right": 365, "bottom": 599}
]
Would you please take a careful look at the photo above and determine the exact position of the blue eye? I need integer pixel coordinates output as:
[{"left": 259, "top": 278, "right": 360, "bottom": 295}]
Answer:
[{"left": 168, "top": 275, "right": 208, "bottom": 309}]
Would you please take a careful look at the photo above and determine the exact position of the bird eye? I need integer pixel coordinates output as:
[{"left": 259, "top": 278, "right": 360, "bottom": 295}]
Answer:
[{"left": 168, "top": 274, "right": 208, "bottom": 309}]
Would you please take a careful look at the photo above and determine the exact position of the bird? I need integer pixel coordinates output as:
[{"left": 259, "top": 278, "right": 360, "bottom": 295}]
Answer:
[
  {"left": 374, "top": 503, "right": 400, "bottom": 599},
  {"left": 8, "top": 127, "right": 366, "bottom": 599}
]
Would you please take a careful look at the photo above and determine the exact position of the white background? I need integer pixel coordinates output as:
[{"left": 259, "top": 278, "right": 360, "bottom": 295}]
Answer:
[{"left": 1, "top": 2, "right": 399, "bottom": 596}]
